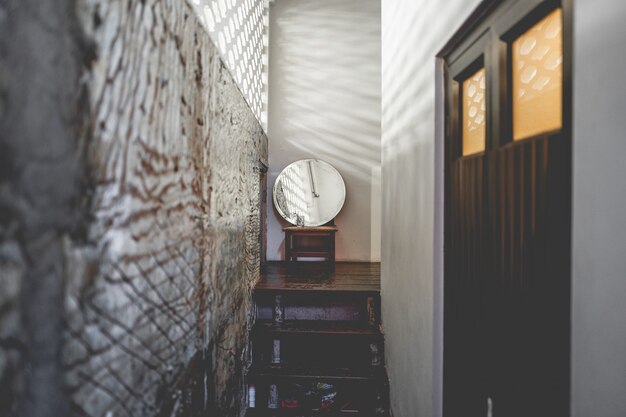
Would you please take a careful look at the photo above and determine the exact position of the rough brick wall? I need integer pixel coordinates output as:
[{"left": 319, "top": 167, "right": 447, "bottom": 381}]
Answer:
[{"left": 0, "top": 0, "right": 267, "bottom": 416}]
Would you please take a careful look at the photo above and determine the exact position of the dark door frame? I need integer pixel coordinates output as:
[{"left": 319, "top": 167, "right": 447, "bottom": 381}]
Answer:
[{"left": 437, "top": 0, "right": 573, "bottom": 415}]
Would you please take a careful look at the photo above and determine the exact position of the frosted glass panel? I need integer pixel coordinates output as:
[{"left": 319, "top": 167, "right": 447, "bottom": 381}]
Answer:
[
  {"left": 462, "top": 68, "right": 486, "bottom": 156},
  {"left": 513, "top": 8, "right": 563, "bottom": 141}
]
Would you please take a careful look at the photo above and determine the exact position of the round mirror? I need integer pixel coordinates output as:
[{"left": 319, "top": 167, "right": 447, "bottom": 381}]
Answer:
[{"left": 273, "top": 159, "right": 346, "bottom": 227}]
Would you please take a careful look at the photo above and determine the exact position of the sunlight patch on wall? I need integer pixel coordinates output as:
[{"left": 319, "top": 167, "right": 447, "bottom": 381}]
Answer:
[{"left": 189, "top": 0, "right": 269, "bottom": 129}]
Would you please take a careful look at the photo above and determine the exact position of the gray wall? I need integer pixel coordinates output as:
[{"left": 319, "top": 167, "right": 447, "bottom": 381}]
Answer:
[
  {"left": 571, "top": 0, "right": 626, "bottom": 416},
  {"left": 381, "top": 2, "right": 480, "bottom": 416},
  {"left": 267, "top": 0, "right": 381, "bottom": 262},
  {"left": 0, "top": 0, "right": 267, "bottom": 416}
]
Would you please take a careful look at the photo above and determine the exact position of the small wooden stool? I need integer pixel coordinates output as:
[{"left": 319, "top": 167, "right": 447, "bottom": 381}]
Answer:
[{"left": 283, "top": 226, "right": 338, "bottom": 263}]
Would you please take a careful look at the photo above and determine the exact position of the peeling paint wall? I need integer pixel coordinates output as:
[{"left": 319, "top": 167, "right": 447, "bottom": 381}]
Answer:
[{"left": 0, "top": 0, "right": 267, "bottom": 416}]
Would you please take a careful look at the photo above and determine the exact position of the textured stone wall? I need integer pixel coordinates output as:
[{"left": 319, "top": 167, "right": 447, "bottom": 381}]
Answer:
[{"left": 0, "top": 0, "right": 267, "bottom": 416}]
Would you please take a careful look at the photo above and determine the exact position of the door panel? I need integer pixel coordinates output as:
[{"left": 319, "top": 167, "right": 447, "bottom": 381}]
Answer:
[
  {"left": 444, "top": 154, "right": 489, "bottom": 417},
  {"left": 489, "top": 134, "right": 570, "bottom": 417}
]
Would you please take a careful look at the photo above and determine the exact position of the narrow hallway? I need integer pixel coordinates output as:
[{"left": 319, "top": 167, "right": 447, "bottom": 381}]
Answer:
[
  {"left": 2, "top": 0, "right": 626, "bottom": 417},
  {"left": 247, "top": 262, "right": 388, "bottom": 416}
]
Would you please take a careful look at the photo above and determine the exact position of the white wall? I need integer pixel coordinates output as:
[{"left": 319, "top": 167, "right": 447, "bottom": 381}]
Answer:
[
  {"left": 266, "top": 0, "right": 381, "bottom": 262},
  {"left": 380, "top": 1, "right": 486, "bottom": 417},
  {"left": 571, "top": 1, "right": 626, "bottom": 416}
]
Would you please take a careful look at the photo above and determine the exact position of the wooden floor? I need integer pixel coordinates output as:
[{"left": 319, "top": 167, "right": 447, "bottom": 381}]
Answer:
[
  {"left": 256, "top": 262, "right": 381, "bottom": 294},
  {"left": 247, "top": 261, "right": 388, "bottom": 416}
]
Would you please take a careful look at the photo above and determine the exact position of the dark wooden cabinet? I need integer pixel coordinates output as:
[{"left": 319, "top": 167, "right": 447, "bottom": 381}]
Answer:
[{"left": 283, "top": 226, "right": 338, "bottom": 264}]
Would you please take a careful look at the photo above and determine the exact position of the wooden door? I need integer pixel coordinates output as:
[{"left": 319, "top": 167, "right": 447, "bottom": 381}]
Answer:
[{"left": 442, "top": 1, "right": 572, "bottom": 416}]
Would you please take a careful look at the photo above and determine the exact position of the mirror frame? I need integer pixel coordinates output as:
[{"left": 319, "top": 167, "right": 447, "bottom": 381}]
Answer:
[{"left": 272, "top": 159, "right": 346, "bottom": 227}]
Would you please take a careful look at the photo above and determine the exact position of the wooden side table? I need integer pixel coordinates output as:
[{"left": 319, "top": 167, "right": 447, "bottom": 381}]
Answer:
[{"left": 283, "top": 226, "right": 338, "bottom": 263}]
